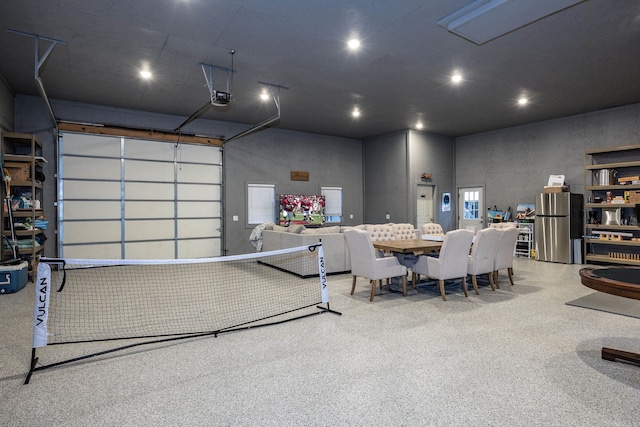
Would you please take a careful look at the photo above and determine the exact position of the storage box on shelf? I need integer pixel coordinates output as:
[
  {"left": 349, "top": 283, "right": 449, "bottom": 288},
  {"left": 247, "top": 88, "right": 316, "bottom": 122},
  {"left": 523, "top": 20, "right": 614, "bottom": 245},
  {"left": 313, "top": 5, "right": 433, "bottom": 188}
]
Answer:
[
  {"left": 1, "top": 132, "right": 46, "bottom": 270},
  {"left": 584, "top": 144, "right": 640, "bottom": 266}
]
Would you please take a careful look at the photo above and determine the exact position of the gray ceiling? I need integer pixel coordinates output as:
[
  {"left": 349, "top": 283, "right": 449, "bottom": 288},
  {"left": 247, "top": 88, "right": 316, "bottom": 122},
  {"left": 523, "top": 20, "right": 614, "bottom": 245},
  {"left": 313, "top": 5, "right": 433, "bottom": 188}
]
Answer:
[{"left": 1, "top": 0, "right": 639, "bottom": 140}]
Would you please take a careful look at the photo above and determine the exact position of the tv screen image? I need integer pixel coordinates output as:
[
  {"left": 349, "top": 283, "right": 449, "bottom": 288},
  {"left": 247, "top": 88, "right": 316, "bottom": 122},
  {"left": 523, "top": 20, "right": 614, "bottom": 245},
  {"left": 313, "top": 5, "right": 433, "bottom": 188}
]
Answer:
[{"left": 278, "top": 194, "right": 326, "bottom": 226}]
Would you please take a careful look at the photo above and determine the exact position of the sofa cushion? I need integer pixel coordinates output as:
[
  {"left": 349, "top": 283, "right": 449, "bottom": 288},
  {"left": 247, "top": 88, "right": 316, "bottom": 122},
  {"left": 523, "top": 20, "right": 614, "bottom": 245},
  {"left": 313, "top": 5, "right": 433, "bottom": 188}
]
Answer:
[
  {"left": 341, "top": 224, "right": 366, "bottom": 233},
  {"left": 301, "top": 226, "right": 341, "bottom": 235},
  {"left": 272, "top": 224, "right": 289, "bottom": 232},
  {"left": 287, "top": 224, "right": 306, "bottom": 234}
]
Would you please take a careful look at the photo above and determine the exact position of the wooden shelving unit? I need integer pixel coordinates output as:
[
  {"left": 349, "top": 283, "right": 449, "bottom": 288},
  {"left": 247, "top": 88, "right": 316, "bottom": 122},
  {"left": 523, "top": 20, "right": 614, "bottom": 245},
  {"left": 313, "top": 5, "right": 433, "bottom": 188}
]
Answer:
[
  {"left": 584, "top": 144, "right": 640, "bottom": 266},
  {"left": 1, "top": 132, "right": 46, "bottom": 268}
]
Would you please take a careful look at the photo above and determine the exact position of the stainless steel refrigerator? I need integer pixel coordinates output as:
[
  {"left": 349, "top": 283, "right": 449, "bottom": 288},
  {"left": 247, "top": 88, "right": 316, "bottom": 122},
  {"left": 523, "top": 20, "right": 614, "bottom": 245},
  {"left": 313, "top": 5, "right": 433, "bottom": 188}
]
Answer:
[{"left": 534, "top": 192, "right": 583, "bottom": 264}]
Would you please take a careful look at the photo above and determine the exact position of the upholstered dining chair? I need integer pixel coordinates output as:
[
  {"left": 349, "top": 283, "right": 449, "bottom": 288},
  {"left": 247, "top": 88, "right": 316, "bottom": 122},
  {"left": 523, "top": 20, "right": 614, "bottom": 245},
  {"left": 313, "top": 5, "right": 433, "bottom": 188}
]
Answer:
[
  {"left": 344, "top": 229, "right": 407, "bottom": 301},
  {"left": 489, "top": 222, "right": 518, "bottom": 229},
  {"left": 411, "top": 229, "right": 474, "bottom": 301},
  {"left": 421, "top": 222, "right": 444, "bottom": 236},
  {"left": 493, "top": 227, "right": 520, "bottom": 287},
  {"left": 467, "top": 227, "right": 501, "bottom": 294}
]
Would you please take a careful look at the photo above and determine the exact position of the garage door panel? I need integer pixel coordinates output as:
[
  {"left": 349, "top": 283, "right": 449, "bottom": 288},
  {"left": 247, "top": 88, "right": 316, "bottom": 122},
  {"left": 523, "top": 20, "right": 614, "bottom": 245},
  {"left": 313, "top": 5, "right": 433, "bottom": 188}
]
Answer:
[
  {"left": 125, "top": 201, "right": 174, "bottom": 219},
  {"left": 126, "top": 182, "right": 174, "bottom": 199},
  {"left": 125, "top": 219, "right": 175, "bottom": 240},
  {"left": 177, "top": 144, "right": 221, "bottom": 164},
  {"left": 125, "top": 241, "right": 175, "bottom": 259},
  {"left": 124, "top": 159, "right": 174, "bottom": 182},
  {"left": 63, "top": 157, "right": 120, "bottom": 180},
  {"left": 177, "top": 163, "right": 220, "bottom": 184},
  {"left": 177, "top": 201, "right": 220, "bottom": 218},
  {"left": 124, "top": 139, "right": 174, "bottom": 161},
  {"left": 177, "top": 238, "right": 221, "bottom": 259},
  {"left": 62, "top": 243, "right": 122, "bottom": 259},
  {"left": 177, "top": 183, "right": 221, "bottom": 200},
  {"left": 63, "top": 221, "right": 121, "bottom": 243},
  {"left": 63, "top": 201, "right": 121, "bottom": 220},
  {"left": 64, "top": 181, "right": 121, "bottom": 200},
  {"left": 62, "top": 133, "right": 121, "bottom": 157},
  {"left": 177, "top": 218, "right": 221, "bottom": 238}
]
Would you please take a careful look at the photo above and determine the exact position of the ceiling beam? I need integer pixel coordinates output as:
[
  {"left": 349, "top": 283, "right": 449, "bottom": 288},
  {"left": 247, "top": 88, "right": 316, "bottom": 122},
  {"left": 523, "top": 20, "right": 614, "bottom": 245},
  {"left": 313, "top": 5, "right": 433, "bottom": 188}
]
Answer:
[{"left": 58, "top": 122, "right": 223, "bottom": 146}]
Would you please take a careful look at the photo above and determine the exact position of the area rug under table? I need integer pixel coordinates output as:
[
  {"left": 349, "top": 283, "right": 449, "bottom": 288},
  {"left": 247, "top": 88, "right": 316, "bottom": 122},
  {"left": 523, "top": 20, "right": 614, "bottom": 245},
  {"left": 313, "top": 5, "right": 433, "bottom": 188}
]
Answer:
[{"left": 566, "top": 292, "right": 640, "bottom": 320}]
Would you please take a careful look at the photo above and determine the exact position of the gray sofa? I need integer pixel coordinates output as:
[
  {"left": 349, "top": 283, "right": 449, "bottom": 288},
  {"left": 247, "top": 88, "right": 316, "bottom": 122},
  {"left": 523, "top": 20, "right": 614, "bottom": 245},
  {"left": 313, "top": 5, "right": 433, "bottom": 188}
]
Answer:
[
  {"left": 261, "top": 225, "right": 349, "bottom": 277},
  {"left": 259, "top": 223, "right": 419, "bottom": 277}
]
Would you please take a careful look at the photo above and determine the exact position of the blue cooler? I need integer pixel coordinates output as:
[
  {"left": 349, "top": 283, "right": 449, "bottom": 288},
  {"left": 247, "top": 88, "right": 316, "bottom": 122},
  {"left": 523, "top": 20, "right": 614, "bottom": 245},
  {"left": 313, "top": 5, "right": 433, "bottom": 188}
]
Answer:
[{"left": 0, "top": 260, "right": 29, "bottom": 294}]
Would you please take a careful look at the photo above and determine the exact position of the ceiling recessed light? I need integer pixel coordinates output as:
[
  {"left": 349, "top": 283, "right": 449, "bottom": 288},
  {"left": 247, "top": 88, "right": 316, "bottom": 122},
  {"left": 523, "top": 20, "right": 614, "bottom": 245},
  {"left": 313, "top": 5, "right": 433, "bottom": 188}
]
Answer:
[
  {"left": 451, "top": 72, "right": 462, "bottom": 84},
  {"left": 416, "top": 122, "right": 424, "bottom": 130},
  {"left": 260, "top": 91, "right": 269, "bottom": 101},
  {"left": 347, "top": 39, "right": 361, "bottom": 50},
  {"left": 352, "top": 108, "right": 361, "bottom": 118},
  {"left": 139, "top": 70, "right": 152, "bottom": 79},
  {"left": 518, "top": 96, "right": 529, "bottom": 106}
]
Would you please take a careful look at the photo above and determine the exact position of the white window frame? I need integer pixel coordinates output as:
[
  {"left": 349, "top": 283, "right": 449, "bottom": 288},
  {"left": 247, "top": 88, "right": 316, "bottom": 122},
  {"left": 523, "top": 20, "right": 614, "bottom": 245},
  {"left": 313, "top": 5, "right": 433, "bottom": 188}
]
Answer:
[
  {"left": 247, "top": 183, "right": 276, "bottom": 225},
  {"left": 321, "top": 186, "right": 343, "bottom": 223}
]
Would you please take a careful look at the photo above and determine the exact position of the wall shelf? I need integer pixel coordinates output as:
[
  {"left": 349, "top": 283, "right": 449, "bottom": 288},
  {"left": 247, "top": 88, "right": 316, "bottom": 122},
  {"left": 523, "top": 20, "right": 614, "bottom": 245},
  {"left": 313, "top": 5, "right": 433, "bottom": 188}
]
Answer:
[
  {"left": 1, "top": 132, "right": 46, "bottom": 269},
  {"left": 585, "top": 254, "right": 640, "bottom": 266},
  {"left": 584, "top": 144, "right": 640, "bottom": 266}
]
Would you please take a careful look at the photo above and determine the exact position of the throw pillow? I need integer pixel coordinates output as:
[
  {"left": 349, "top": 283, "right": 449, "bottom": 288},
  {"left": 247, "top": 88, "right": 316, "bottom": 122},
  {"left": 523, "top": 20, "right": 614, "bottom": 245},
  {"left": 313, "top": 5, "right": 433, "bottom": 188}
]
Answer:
[{"left": 287, "top": 224, "right": 306, "bottom": 234}]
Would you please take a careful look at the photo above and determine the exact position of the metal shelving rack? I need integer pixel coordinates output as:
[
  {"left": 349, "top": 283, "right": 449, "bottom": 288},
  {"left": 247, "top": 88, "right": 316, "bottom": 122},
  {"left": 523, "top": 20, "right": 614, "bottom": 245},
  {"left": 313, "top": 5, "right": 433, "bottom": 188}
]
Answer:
[
  {"left": 514, "top": 223, "right": 533, "bottom": 258},
  {"left": 1, "top": 132, "right": 46, "bottom": 268},
  {"left": 584, "top": 144, "right": 640, "bottom": 266}
]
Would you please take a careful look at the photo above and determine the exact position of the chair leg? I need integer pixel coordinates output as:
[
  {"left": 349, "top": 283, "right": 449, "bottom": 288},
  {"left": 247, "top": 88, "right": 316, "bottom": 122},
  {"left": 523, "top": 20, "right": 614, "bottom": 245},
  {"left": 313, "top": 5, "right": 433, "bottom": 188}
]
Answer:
[
  {"left": 488, "top": 272, "right": 496, "bottom": 291},
  {"left": 370, "top": 280, "right": 376, "bottom": 301},
  {"left": 471, "top": 275, "right": 480, "bottom": 295},
  {"left": 438, "top": 279, "right": 447, "bottom": 301},
  {"left": 351, "top": 276, "right": 357, "bottom": 295},
  {"left": 411, "top": 272, "right": 416, "bottom": 290},
  {"left": 508, "top": 267, "right": 514, "bottom": 286},
  {"left": 379, "top": 279, "right": 383, "bottom": 290},
  {"left": 494, "top": 271, "right": 500, "bottom": 289},
  {"left": 401, "top": 275, "right": 407, "bottom": 297},
  {"left": 461, "top": 276, "right": 469, "bottom": 297}
]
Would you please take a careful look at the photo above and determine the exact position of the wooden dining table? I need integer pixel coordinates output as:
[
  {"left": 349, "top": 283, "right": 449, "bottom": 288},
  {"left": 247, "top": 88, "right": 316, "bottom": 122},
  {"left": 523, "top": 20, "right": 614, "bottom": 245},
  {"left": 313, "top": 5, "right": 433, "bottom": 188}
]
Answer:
[
  {"left": 371, "top": 238, "right": 442, "bottom": 255},
  {"left": 372, "top": 239, "right": 443, "bottom": 287}
]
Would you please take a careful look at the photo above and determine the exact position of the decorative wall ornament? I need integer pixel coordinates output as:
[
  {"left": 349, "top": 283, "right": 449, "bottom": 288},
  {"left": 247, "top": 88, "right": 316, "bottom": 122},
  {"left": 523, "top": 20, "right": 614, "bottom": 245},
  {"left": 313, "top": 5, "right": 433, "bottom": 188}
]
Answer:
[
  {"left": 291, "top": 171, "right": 309, "bottom": 181},
  {"left": 442, "top": 192, "right": 451, "bottom": 212}
]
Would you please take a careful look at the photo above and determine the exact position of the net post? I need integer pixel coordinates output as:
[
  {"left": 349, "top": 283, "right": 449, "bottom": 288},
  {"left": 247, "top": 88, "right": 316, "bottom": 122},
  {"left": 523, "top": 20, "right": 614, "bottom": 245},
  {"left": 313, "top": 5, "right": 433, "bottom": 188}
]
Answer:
[
  {"left": 24, "top": 348, "right": 38, "bottom": 385},
  {"left": 314, "top": 240, "right": 342, "bottom": 316},
  {"left": 316, "top": 302, "right": 342, "bottom": 316}
]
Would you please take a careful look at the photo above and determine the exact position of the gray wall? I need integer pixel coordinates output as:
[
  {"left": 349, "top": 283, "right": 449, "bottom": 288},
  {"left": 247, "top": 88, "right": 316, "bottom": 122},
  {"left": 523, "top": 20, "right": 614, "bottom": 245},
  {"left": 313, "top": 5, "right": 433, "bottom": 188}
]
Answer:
[
  {"left": 455, "top": 103, "right": 640, "bottom": 214},
  {"left": 363, "top": 132, "right": 408, "bottom": 224},
  {"left": 14, "top": 95, "right": 363, "bottom": 256},
  {"left": 363, "top": 130, "right": 456, "bottom": 230},
  {"left": 408, "top": 130, "right": 456, "bottom": 231},
  {"left": 224, "top": 130, "right": 363, "bottom": 254},
  {"left": 13, "top": 93, "right": 640, "bottom": 258},
  {"left": 0, "top": 76, "right": 14, "bottom": 131}
]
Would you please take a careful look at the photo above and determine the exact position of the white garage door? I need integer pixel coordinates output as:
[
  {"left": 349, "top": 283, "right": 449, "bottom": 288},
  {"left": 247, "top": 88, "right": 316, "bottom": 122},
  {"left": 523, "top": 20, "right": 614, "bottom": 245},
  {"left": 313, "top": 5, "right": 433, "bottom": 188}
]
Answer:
[{"left": 58, "top": 132, "right": 222, "bottom": 259}]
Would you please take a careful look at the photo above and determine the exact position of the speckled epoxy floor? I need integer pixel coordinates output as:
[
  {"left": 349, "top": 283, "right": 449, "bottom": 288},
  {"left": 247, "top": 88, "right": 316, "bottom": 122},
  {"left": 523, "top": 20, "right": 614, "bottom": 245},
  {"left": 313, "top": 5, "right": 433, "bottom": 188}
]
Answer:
[{"left": 1, "top": 258, "right": 639, "bottom": 426}]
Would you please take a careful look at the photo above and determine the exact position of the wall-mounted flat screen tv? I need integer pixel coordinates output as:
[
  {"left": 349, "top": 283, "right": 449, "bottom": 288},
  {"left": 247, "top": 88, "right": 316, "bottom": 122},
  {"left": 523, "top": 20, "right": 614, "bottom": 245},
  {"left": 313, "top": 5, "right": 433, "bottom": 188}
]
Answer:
[{"left": 278, "top": 194, "right": 326, "bottom": 226}]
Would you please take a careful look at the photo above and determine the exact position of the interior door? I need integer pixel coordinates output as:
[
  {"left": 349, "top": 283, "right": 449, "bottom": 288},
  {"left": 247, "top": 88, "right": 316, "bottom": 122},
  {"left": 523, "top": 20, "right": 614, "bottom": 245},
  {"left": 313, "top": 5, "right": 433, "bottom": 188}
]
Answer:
[
  {"left": 416, "top": 184, "right": 435, "bottom": 229},
  {"left": 458, "top": 187, "right": 484, "bottom": 232}
]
